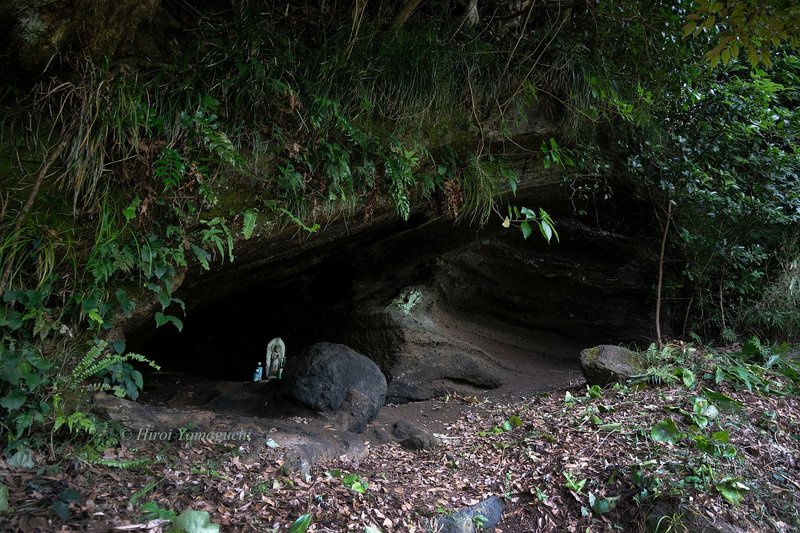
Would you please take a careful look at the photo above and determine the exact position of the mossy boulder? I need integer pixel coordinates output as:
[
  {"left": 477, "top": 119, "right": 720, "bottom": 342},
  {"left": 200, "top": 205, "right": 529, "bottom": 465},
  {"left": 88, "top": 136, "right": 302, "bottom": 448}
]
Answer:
[{"left": 579, "top": 345, "right": 645, "bottom": 385}]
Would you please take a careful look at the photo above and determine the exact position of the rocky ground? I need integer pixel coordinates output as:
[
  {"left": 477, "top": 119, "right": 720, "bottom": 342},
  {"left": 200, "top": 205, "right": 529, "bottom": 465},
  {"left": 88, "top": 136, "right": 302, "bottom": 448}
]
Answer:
[{"left": 2, "top": 343, "right": 799, "bottom": 533}]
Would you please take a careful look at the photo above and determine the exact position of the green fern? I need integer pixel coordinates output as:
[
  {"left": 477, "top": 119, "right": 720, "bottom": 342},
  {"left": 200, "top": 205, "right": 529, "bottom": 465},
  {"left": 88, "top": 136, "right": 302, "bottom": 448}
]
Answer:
[
  {"left": 242, "top": 210, "right": 257, "bottom": 240},
  {"left": 154, "top": 147, "right": 186, "bottom": 190}
]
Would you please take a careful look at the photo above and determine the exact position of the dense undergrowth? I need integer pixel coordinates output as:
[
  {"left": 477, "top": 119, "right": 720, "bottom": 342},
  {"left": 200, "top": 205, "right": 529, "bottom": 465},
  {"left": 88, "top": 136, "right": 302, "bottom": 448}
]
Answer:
[{"left": 0, "top": 1, "right": 798, "bottom": 514}]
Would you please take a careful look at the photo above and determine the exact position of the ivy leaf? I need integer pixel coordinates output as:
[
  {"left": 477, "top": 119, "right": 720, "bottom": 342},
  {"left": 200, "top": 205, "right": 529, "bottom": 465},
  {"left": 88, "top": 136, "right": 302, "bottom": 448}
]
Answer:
[
  {"left": 0, "top": 389, "right": 27, "bottom": 411},
  {"left": 651, "top": 418, "right": 681, "bottom": 443},
  {"left": 680, "top": 367, "right": 696, "bottom": 388},
  {"left": 155, "top": 312, "right": 183, "bottom": 332},
  {"left": 170, "top": 509, "right": 220, "bottom": 533},
  {"left": 8, "top": 448, "right": 34, "bottom": 468},
  {"left": 715, "top": 478, "right": 749, "bottom": 505},
  {"left": 588, "top": 492, "right": 619, "bottom": 514}
]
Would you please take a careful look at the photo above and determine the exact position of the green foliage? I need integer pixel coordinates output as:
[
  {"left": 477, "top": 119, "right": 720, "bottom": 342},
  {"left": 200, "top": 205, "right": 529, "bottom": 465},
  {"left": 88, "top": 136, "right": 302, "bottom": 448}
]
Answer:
[
  {"left": 0, "top": 0, "right": 797, "bottom": 461},
  {"left": 478, "top": 414, "right": 523, "bottom": 436},
  {"left": 502, "top": 206, "right": 558, "bottom": 244},
  {"left": 289, "top": 512, "right": 312, "bottom": 533},
  {"left": 632, "top": 56, "right": 800, "bottom": 341},
  {"left": 100, "top": 361, "right": 144, "bottom": 401},
  {"left": 0, "top": 483, "right": 8, "bottom": 514},
  {"left": 587, "top": 492, "right": 619, "bottom": 515},
  {"left": 141, "top": 501, "right": 177, "bottom": 521},
  {"left": 342, "top": 473, "right": 369, "bottom": 494},
  {"left": 714, "top": 477, "right": 750, "bottom": 505},
  {"left": 563, "top": 472, "right": 587, "bottom": 493},
  {"left": 685, "top": 1, "right": 800, "bottom": 68},
  {"left": 651, "top": 418, "right": 682, "bottom": 444},
  {"left": 540, "top": 138, "right": 575, "bottom": 169},
  {"left": 170, "top": 508, "right": 221, "bottom": 533}
]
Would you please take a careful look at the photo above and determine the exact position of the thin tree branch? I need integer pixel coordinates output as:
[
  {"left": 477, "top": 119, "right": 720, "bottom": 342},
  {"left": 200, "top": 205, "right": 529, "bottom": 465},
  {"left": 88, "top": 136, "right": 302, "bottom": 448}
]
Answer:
[
  {"left": 389, "top": 0, "right": 424, "bottom": 32},
  {"left": 655, "top": 200, "right": 673, "bottom": 348}
]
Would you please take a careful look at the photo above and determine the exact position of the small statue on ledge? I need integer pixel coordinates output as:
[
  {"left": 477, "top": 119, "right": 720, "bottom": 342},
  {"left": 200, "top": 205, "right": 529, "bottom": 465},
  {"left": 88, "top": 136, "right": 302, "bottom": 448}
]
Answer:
[
  {"left": 264, "top": 337, "right": 286, "bottom": 381},
  {"left": 252, "top": 362, "right": 263, "bottom": 381}
]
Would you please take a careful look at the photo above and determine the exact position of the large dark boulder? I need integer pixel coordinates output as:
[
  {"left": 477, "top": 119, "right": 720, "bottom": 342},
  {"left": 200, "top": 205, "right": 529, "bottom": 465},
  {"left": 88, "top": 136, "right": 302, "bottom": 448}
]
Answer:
[
  {"left": 579, "top": 345, "right": 646, "bottom": 385},
  {"left": 285, "top": 343, "right": 386, "bottom": 433}
]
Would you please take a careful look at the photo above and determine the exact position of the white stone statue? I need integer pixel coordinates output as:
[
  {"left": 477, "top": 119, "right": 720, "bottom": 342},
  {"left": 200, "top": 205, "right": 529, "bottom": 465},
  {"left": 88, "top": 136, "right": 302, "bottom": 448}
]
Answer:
[{"left": 264, "top": 337, "right": 286, "bottom": 380}]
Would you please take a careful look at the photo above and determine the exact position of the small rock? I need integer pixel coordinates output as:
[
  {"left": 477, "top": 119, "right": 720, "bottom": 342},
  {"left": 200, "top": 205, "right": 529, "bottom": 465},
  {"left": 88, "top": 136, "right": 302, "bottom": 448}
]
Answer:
[
  {"left": 400, "top": 433, "right": 440, "bottom": 451},
  {"left": 392, "top": 421, "right": 440, "bottom": 450},
  {"left": 579, "top": 345, "right": 645, "bottom": 385},
  {"left": 283, "top": 450, "right": 312, "bottom": 483},
  {"left": 436, "top": 496, "right": 504, "bottom": 533}
]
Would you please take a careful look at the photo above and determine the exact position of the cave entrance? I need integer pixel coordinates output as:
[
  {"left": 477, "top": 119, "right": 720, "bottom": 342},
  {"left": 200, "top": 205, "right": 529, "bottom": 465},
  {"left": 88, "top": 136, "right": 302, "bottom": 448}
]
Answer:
[
  {"left": 128, "top": 255, "right": 357, "bottom": 382},
  {"left": 126, "top": 203, "right": 658, "bottom": 408}
]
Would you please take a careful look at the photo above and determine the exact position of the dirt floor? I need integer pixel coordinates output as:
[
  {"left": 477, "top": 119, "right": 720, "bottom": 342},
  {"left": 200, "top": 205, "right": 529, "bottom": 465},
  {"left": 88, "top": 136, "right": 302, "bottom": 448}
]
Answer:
[{"left": 3, "top": 333, "right": 799, "bottom": 532}]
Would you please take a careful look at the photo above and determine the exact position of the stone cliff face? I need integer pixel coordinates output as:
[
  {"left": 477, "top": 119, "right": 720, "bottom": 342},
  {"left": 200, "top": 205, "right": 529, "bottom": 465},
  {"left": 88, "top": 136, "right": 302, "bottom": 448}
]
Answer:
[
  {"left": 127, "top": 172, "right": 663, "bottom": 400},
  {"left": 1, "top": 0, "right": 164, "bottom": 79}
]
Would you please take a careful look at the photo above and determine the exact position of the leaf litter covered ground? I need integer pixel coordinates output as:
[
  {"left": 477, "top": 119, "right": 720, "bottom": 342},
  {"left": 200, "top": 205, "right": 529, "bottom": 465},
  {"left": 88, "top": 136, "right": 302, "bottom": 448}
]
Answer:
[{"left": 2, "top": 346, "right": 800, "bottom": 532}]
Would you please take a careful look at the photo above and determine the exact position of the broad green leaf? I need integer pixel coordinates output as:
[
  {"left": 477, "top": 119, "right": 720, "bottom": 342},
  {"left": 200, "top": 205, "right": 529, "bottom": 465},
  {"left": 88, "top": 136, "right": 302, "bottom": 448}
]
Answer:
[
  {"left": 589, "top": 492, "right": 619, "bottom": 514},
  {"left": 0, "top": 484, "right": 8, "bottom": 513},
  {"left": 650, "top": 418, "right": 681, "bottom": 443},
  {"left": 52, "top": 500, "right": 70, "bottom": 520},
  {"left": 501, "top": 216, "right": 511, "bottom": 228},
  {"left": 0, "top": 389, "right": 26, "bottom": 411},
  {"left": 715, "top": 478, "right": 749, "bottom": 505},
  {"left": 364, "top": 526, "right": 383, "bottom": 533},
  {"left": 8, "top": 448, "right": 34, "bottom": 469},
  {"left": 680, "top": 368, "right": 696, "bottom": 388},
  {"left": 520, "top": 221, "right": 532, "bottom": 239},
  {"left": 702, "top": 388, "right": 742, "bottom": 409},
  {"left": 597, "top": 422, "right": 621, "bottom": 431},
  {"left": 170, "top": 509, "right": 220, "bottom": 533},
  {"left": 508, "top": 175, "right": 518, "bottom": 195},
  {"left": 0, "top": 308, "right": 22, "bottom": 330},
  {"left": 540, "top": 221, "right": 553, "bottom": 243},
  {"left": 123, "top": 198, "right": 141, "bottom": 221},
  {"left": 711, "top": 430, "right": 729, "bottom": 442},
  {"left": 155, "top": 312, "right": 183, "bottom": 332},
  {"left": 289, "top": 513, "right": 312, "bottom": 533}
]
